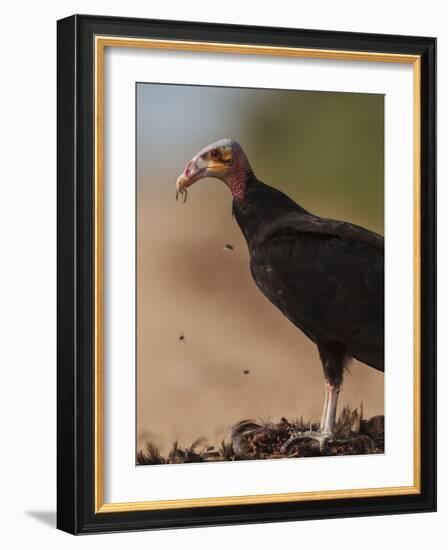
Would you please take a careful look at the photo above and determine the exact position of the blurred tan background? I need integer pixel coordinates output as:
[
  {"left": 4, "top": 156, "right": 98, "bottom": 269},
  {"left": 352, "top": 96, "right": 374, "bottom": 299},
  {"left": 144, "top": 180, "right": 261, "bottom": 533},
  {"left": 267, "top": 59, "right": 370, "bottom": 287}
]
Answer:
[{"left": 136, "top": 84, "right": 384, "bottom": 454}]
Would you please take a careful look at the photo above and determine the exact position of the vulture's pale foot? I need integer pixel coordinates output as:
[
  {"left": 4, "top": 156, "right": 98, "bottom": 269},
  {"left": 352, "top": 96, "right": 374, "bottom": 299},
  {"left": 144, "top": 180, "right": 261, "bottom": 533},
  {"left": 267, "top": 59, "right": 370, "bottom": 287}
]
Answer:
[
  {"left": 280, "top": 380, "right": 342, "bottom": 455},
  {"left": 280, "top": 430, "right": 332, "bottom": 455}
]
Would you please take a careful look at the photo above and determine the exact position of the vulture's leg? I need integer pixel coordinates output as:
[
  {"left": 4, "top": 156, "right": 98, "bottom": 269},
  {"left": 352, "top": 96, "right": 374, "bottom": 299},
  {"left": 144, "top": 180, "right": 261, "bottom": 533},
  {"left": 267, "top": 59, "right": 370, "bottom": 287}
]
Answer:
[
  {"left": 319, "top": 388, "right": 329, "bottom": 432},
  {"left": 321, "top": 382, "right": 341, "bottom": 434},
  {"left": 318, "top": 342, "right": 348, "bottom": 435},
  {"left": 280, "top": 342, "right": 348, "bottom": 455}
]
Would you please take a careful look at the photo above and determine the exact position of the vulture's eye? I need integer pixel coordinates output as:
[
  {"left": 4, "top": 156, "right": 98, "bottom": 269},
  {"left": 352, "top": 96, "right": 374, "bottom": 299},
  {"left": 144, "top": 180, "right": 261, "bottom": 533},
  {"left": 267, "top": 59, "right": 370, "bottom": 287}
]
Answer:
[{"left": 210, "top": 148, "right": 220, "bottom": 160}]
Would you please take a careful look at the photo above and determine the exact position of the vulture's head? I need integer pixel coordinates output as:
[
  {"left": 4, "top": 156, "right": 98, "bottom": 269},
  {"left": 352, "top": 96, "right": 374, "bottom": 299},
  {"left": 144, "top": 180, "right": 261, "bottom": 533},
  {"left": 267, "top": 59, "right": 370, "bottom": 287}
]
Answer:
[{"left": 176, "top": 139, "right": 251, "bottom": 202}]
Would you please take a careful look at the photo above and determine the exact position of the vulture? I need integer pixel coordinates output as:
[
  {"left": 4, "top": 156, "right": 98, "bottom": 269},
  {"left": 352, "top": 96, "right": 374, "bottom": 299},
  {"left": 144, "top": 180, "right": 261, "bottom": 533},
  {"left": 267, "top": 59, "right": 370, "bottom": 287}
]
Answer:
[{"left": 176, "top": 139, "right": 384, "bottom": 447}]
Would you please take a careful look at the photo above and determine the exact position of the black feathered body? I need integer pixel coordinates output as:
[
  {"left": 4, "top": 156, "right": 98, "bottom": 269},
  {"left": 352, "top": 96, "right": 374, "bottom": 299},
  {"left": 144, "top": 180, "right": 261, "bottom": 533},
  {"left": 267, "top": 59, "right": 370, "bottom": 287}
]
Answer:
[{"left": 233, "top": 174, "right": 384, "bottom": 372}]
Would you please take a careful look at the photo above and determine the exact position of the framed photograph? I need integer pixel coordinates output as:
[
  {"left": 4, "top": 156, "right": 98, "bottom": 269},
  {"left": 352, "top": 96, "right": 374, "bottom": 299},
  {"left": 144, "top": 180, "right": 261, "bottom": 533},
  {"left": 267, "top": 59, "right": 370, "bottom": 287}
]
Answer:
[{"left": 57, "top": 14, "right": 436, "bottom": 534}]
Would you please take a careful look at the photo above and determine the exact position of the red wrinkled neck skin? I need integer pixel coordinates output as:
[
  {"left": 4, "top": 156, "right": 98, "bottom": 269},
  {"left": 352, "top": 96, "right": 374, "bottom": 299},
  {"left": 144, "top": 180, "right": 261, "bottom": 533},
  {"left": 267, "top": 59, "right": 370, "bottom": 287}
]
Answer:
[{"left": 228, "top": 150, "right": 251, "bottom": 200}]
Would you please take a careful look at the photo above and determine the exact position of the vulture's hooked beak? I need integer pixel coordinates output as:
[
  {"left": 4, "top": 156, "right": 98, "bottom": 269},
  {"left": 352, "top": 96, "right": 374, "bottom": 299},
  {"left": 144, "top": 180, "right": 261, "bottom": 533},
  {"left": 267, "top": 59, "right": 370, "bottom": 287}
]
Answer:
[
  {"left": 175, "top": 157, "right": 204, "bottom": 202},
  {"left": 176, "top": 143, "right": 233, "bottom": 202}
]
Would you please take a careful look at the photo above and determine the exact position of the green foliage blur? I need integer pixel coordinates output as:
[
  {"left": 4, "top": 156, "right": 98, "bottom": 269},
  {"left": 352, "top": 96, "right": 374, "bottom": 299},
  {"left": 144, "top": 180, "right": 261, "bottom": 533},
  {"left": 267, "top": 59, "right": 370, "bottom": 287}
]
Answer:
[{"left": 243, "top": 90, "right": 384, "bottom": 234}]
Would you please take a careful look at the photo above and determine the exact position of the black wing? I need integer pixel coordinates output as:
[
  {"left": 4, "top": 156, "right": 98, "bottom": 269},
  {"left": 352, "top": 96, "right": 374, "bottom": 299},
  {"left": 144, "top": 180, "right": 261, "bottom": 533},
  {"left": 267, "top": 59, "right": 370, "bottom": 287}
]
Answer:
[{"left": 249, "top": 214, "right": 384, "bottom": 371}]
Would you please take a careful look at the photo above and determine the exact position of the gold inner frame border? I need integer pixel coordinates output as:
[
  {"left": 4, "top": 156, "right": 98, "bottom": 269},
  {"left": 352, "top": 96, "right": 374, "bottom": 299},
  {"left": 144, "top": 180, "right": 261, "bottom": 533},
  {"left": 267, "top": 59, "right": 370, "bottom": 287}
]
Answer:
[{"left": 94, "top": 35, "right": 421, "bottom": 513}]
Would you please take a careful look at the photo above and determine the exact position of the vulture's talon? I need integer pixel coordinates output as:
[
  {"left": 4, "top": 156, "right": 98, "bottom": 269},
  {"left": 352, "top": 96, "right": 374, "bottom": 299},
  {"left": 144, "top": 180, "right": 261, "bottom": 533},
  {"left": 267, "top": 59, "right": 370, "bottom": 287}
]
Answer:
[{"left": 281, "top": 430, "right": 332, "bottom": 454}]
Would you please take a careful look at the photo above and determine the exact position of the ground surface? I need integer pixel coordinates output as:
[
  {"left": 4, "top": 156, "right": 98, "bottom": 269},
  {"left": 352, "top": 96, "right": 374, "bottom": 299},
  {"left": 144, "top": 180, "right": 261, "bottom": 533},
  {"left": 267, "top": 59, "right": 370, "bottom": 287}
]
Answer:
[{"left": 137, "top": 406, "right": 384, "bottom": 465}]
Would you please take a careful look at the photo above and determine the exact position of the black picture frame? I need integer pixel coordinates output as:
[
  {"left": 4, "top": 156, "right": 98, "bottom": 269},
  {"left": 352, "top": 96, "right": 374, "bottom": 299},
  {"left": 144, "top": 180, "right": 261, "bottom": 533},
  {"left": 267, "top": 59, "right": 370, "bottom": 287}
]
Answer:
[{"left": 57, "top": 14, "right": 436, "bottom": 535}]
